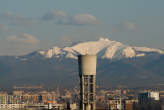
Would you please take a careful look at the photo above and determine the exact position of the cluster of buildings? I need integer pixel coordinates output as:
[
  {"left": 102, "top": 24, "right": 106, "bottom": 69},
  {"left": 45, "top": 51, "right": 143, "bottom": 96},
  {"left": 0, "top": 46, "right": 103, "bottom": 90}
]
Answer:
[
  {"left": 0, "top": 88, "right": 164, "bottom": 110},
  {"left": 0, "top": 55, "right": 164, "bottom": 110},
  {"left": 96, "top": 88, "right": 164, "bottom": 110},
  {"left": 0, "top": 89, "right": 78, "bottom": 109}
]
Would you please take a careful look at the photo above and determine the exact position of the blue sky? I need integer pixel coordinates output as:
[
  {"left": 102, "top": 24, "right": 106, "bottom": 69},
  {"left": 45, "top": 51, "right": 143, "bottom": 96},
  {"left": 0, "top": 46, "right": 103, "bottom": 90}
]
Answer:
[{"left": 0, "top": 0, "right": 164, "bottom": 55}]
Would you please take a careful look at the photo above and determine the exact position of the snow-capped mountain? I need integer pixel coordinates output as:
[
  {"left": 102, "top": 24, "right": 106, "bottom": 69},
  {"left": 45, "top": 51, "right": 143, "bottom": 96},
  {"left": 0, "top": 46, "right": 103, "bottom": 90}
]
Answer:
[
  {"left": 36, "top": 38, "right": 164, "bottom": 60},
  {"left": 1, "top": 38, "right": 164, "bottom": 88}
]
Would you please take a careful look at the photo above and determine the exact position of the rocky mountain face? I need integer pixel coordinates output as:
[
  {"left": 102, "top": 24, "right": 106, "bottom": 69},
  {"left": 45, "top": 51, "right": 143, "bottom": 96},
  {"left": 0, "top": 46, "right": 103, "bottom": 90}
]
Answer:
[
  {"left": 0, "top": 38, "right": 164, "bottom": 89},
  {"left": 35, "top": 38, "right": 163, "bottom": 59}
]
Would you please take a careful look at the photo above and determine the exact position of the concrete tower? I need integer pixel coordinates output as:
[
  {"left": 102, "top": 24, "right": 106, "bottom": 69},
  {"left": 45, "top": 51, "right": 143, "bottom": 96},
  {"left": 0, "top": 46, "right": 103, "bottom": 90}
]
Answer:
[{"left": 78, "top": 55, "right": 97, "bottom": 110}]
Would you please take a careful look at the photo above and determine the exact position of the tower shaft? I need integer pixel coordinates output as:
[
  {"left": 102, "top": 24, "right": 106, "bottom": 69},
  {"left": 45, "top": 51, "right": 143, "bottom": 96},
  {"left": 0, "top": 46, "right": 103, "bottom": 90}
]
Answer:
[
  {"left": 80, "top": 75, "right": 96, "bottom": 110},
  {"left": 78, "top": 55, "right": 97, "bottom": 110}
]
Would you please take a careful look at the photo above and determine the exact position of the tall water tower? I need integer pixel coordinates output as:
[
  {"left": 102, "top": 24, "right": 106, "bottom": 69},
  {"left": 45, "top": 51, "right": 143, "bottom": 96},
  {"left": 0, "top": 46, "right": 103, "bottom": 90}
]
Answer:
[{"left": 78, "top": 55, "right": 97, "bottom": 110}]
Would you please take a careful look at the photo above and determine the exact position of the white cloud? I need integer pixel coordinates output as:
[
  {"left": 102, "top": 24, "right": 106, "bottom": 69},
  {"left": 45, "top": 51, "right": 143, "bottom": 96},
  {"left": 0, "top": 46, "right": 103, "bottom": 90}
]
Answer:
[
  {"left": 0, "top": 11, "right": 34, "bottom": 26},
  {"left": 71, "top": 14, "right": 102, "bottom": 25},
  {"left": 0, "top": 33, "right": 40, "bottom": 55},
  {"left": 120, "top": 22, "right": 137, "bottom": 31},
  {"left": 42, "top": 10, "right": 102, "bottom": 25},
  {"left": 1, "top": 10, "right": 102, "bottom": 26},
  {"left": 0, "top": 11, "right": 25, "bottom": 21},
  {"left": 7, "top": 33, "right": 39, "bottom": 45},
  {"left": 113, "top": 21, "right": 137, "bottom": 32},
  {"left": 42, "top": 10, "right": 67, "bottom": 21}
]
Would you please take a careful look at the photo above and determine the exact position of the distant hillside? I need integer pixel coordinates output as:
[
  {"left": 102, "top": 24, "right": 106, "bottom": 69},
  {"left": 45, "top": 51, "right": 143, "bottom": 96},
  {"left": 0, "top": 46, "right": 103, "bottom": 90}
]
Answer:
[
  {"left": 0, "top": 38, "right": 164, "bottom": 89},
  {"left": 0, "top": 54, "right": 164, "bottom": 89}
]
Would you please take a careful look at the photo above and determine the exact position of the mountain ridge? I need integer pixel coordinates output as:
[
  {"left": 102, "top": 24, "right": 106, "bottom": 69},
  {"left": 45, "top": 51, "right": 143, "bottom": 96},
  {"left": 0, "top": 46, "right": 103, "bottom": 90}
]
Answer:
[
  {"left": 30, "top": 38, "right": 164, "bottom": 60},
  {"left": 0, "top": 38, "right": 164, "bottom": 89}
]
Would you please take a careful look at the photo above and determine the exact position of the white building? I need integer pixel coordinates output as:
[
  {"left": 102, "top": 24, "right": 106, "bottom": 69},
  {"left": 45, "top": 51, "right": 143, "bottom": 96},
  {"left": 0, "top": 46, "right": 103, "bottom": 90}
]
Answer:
[{"left": 148, "top": 91, "right": 160, "bottom": 101}]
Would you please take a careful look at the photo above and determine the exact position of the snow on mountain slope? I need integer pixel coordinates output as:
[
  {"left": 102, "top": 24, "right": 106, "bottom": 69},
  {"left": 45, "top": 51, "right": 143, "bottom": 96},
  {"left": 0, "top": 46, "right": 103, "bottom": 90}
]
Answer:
[{"left": 37, "top": 38, "right": 164, "bottom": 60}]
